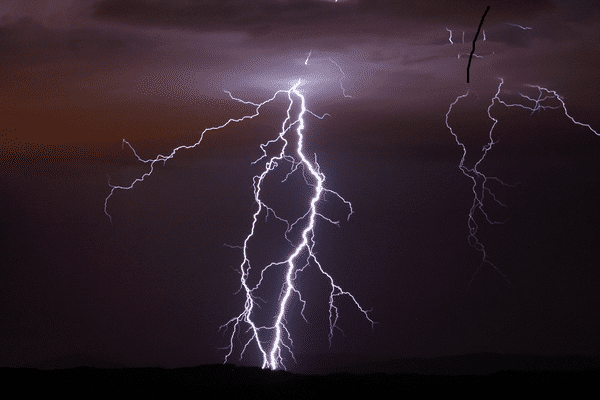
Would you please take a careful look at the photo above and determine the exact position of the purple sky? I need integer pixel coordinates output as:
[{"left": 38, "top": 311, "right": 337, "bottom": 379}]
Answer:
[{"left": 1, "top": 0, "right": 599, "bottom": 372}]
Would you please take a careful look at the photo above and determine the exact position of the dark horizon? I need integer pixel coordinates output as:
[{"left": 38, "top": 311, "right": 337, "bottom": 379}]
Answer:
[
  {"left": 1, "top": 0, "right": 599, "bottom": 374},
  {"left": 25, "top": 351, "right": 600, "bottom": 375}
]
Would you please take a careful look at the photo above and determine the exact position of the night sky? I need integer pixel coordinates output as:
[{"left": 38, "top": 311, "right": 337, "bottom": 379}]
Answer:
[{"left": 1, "top": 0, "right": 599, "bottom": 372}]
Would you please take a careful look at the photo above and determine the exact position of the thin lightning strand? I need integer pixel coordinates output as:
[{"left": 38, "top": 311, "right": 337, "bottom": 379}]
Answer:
[
  {"left": 458, "top": 52, "right": 484, "bottom": 59},
  {"left": 446, "top": 78, "right": 598, "bottom": 284},
  {"left": 507, "top": 23, "right": 533, "bottom": 30},
  {"left": 446, "top": 28, "right": 453, "bottom": 44},
  {"left": 498, "top": 85, "right": 598, "bottom": 136},
  {"left": 305, "top": 50, "right": 312, "bottom": 65},
  {"left": 445, "top": 80, "right": 511, "bottom": 285},
  {"left": 328, "top": 58, "right": 353, "bottom": 98},
  {"left": 105, "top": 55, "right": 374, "bottom": 371},
  {"left": 304, "top": 50, "right": 352, "bottom": 98}
]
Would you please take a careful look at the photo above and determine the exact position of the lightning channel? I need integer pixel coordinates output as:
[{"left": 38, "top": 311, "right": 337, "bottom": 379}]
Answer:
[
  {"left": 446, "top": 78, "right": 598, "bottom": 284},
  {"left": 446, "top": 28, "right": 453, "bottom": 44},
  {"left": 219, "top": 77, "right": 373, "bottom": 370},
  {"left": 305, "top": 50, "right": 312, "bottom": 65},
  {"left": 328, "top": 58, "right": 353, "bottom": 98},
  {"left": 507, "top": 23, "right": 533, "bottom": 30},
  {"left": 104, "top": 53, "right": 374, "bottom": 371}
]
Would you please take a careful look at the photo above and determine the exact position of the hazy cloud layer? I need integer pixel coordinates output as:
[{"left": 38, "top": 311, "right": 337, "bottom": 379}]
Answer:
[
  {"left": 0, "top": 17, "right": 151, "bottom": 68},
  {"left": 91, "top": 0, "right": 556, "bottom": 37}
]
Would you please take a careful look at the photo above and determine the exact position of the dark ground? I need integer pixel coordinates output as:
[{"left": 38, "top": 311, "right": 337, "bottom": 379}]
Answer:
[{"left": 7, "top": 353, "right": 599, "bottom": 396}]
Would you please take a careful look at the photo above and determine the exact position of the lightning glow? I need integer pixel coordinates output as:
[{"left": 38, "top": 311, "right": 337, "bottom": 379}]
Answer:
[
  {"left": 104, "top": 53, "right": 374, "bottom": 370},
  {"left": 446, "top": 78, "right": 598, "bottom": 284}
]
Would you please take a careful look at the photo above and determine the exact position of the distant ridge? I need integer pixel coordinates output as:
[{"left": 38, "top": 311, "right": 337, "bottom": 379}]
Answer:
[
  {"left": 3, "top": 360, "right": 598, "bottom": 394},
  {"left": 24, "top": 352, "right": 600, "bottom": 375},
  {"left": 299, "top": 352, "right": 600, "bottom": 375}
]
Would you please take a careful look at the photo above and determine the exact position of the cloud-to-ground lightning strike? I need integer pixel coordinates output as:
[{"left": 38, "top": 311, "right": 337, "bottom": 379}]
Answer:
[
  {"left": 446, "top": 78, "right": 598, "bottom": 285},
  {"left": 104, "top": 54, "right": 374, "bottom": 370}
]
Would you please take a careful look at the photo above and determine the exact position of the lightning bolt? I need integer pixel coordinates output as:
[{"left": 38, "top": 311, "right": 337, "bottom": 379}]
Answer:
[
  {"left": 104, "top": 53, "right": 374, "bottom": 371},
  {"left": 219, "top": 75, "right": 373, "bottom": 370},
  {"left": 446, "top": 28, "right": 454, "bottom": 44},
  {"left": 446, "top": 78, "right": 598, "bottom": 284},
  {"left": 507, "top": 23, "right": 533, "bottom": 30},
  {"left": 328, "top": 58, "right": 353, "bottom": 98},
  {"left": 305, "top": 50, "right": 312, "bottom": 65},
  {"left": 458, "top": 52, "right": 483, "bottom": 59}
]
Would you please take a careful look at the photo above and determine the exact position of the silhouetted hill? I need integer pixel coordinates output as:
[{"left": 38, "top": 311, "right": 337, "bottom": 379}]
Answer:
[
  {"left": 300, "top": 352, "right": 600, "bottom": 375},
  {"left": 5, "top": 354, "right": 598, "bottom": 395}
]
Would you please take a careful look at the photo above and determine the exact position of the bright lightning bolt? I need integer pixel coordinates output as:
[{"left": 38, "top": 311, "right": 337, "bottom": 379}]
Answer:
[
  {"left": 446, "top": 78, "right": 598, "bottom": 284},
  {"left": 220, "top": 73, "right": 372, "bottom": 370},
  {"left": 104, "top": 53, "right": 374, "bottom": 371},
  {"left": 446, "top": 28, "right": 453, "bottom": 44},
  {"left": 305, "top": 50, "right": 312, "bottom": 65}
]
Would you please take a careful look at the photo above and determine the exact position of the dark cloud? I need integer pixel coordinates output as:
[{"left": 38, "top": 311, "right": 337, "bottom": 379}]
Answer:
[
  {"left": 0, "top": 17, "right": 153, "bottom": 67},
  {"left": 92, "top": 0, "right": 555, "bottom": 37}
]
